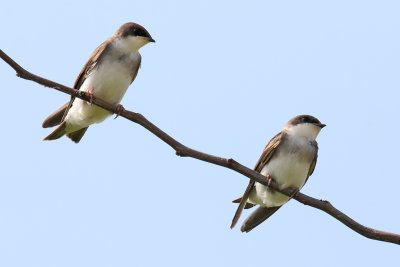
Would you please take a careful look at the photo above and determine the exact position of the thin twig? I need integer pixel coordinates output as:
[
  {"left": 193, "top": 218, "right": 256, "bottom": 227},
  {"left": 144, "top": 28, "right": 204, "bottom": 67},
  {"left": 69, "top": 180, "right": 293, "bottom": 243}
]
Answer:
[{"left": 1, "top": 49, "right": 399, "bottom": 245}]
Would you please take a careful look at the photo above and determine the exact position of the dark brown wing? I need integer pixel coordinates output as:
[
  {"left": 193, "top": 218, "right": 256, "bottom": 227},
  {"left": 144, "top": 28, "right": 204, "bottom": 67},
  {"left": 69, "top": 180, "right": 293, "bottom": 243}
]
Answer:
[
  {"left": 42, "top": 39, "right": 113, "bottom": 127},
  {"left": 240, "top": 206, "right": 281, "bottom": 232},
  {"left": 60, "top": 39, "right": 113, "bottom": 122},
  {"left": 253, "top": 132, "right": 285, "bottom": 172},
  {"left": 130, "top": 54, "right": 141, "bottom": 84},
  {"left": 305, "top": 141, "right": 319, "bottom": 184},
  {"left": 230, "top": 132, "right": 286, "bottom": 228},
  {"left": 74, "top": 39, "right": 113, "bottom": 89}
]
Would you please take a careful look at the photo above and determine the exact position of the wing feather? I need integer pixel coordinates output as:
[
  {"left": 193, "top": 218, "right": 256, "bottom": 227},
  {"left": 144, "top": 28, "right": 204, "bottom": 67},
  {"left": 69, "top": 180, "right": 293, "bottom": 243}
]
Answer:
[{"left": 230, "top": 132, "right": 286, "bottom": 228}]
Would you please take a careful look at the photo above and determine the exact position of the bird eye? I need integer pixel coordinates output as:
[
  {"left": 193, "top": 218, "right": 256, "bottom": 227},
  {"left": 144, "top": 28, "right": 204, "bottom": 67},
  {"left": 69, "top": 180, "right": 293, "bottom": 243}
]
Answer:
[{"left": 131, "top": 27, "right": 146, "bottom": 37}]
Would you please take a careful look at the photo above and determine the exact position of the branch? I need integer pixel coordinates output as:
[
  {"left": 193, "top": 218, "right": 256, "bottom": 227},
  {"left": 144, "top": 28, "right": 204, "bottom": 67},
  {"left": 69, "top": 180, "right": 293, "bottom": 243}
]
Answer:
[{"left": 1, "top": 49, "right": 399, "bottom": 245}]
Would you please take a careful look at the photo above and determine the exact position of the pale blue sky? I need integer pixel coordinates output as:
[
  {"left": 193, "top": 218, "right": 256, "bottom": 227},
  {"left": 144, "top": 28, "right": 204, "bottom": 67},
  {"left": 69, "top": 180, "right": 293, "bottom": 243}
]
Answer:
[{"left": 1, "top": 1, "right": 399, "bottom": 266}]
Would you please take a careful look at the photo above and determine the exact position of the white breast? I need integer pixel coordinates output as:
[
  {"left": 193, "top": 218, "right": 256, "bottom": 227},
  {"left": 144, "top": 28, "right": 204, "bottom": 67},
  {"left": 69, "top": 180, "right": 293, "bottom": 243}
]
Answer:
[
  {"left": 82, "top": 52, "right": 141, "bottom": 103},
  {"left": 64, "top": 52, "right": 141, "bottom": 132},
  {"left": 249, "top": 135, "right": 316, "bottom": 207}
]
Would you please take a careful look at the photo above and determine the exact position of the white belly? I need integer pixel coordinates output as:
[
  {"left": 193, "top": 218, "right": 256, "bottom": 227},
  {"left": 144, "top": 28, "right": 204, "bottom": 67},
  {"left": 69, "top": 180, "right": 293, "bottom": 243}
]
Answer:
[
  {"left": 249, "top": 153, "right": 311, "bottom": 207},
  {"left": 64, "top": 53, "right": 140, "bottom": 132}
]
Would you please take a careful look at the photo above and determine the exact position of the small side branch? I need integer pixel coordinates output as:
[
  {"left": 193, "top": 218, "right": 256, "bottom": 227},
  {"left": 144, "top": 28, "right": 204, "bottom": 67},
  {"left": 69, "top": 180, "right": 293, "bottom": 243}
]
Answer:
[{"left": 1, "top": 49, "right": 399, "bottom": 245}]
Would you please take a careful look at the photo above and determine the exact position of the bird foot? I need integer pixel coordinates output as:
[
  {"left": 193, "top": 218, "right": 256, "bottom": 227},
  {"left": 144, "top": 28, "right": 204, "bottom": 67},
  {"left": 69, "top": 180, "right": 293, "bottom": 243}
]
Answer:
[
  {"left": 266, "top": 175, "right": 276, "bottom": 188},
  {"left": 79, "top": 91, "right": 94, "bottom": 105},
  {"left": 114, "top": 104, "right": 125, "bottom": 119}
]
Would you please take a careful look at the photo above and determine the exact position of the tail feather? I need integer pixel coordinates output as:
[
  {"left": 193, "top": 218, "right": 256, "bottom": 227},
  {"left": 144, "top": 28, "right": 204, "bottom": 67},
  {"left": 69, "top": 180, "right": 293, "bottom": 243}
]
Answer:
[
  {"left": 240, "top": 206, "right": 281, "bottom": 233},
  {"left": 231, "top": 181, "right": 255, "bottom": 229},
  {"left": 232, "top": 197, "right": 256, "bottom": 209},
  {"left": 66, "top": 127, "right": 88, "bottom": 143},
  {"left": 43, "top": 122, "right": 67, "bottom": 141},
  {"left": 42, "top": 102, "right": 70, "bottom": 128}
]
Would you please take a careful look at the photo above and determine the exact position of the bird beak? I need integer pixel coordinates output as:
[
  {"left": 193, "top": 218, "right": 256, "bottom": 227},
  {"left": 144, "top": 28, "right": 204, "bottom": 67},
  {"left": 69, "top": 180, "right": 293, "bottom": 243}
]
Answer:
[
  {"left": 148, "top": 37, "right": 156, "bottom": 43},
  {"left": 316, "top": 123, "right": 326, "bottom": 128}
]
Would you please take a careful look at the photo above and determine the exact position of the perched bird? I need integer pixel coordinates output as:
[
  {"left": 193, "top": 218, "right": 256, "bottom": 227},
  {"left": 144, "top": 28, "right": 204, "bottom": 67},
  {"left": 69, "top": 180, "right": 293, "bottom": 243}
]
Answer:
[
  {"left": 42, "top": 22, "right": 155, "bottom": 143},
  {"left": 231, "top": 115, "right": 325, "bottom": 232}
]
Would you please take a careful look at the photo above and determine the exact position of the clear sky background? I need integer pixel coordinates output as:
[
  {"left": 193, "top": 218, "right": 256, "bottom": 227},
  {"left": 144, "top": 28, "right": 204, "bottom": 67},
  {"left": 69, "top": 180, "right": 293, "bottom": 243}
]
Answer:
[{"left": 1, "top": 1, "right": 399, "bottom": 266}]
